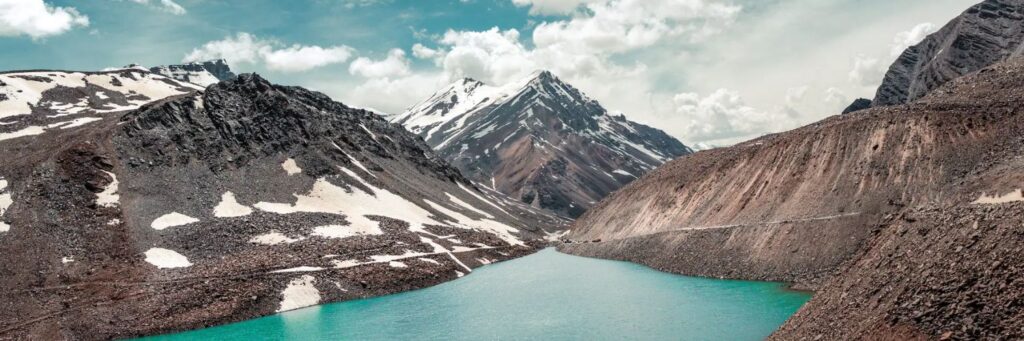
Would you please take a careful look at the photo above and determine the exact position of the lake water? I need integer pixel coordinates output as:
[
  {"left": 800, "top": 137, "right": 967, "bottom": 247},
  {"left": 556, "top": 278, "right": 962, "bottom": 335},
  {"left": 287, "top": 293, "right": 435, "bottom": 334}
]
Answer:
[{"left": 141, "top": 248, "right": 810, "bottom": 340}]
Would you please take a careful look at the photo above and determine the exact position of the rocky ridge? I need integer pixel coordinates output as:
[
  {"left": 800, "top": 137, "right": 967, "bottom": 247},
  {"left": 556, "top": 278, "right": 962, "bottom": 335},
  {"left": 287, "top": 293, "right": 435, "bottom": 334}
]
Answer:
[
  {"left": 871, "top": 0, "right": 1024, "bottom": 107},
  {"left": 149, "top": 59, "right": 237, "bottom": 87}
]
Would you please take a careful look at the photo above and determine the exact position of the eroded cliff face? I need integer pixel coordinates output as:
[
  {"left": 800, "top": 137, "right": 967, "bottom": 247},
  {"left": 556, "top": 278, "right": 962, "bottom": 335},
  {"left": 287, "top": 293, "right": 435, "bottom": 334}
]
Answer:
[{"left": 562, "top": 58, "right": 1024, "bottom": 339}]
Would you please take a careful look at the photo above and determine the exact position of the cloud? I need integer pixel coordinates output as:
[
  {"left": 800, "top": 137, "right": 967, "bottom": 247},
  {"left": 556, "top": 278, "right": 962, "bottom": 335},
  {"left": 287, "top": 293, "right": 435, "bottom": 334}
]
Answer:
[
  {"left": 532, "top": 0, "right": 741, "bottom": 54},
  {"left": 263, "top": 45, "right": 355, "bottom": 72},
  {"left": 183, "top": 33, "right": 355, "bottom": 73},
  {"left": 342, "top": 0, "right": 393, "bottom": 8},
  {"left": 848, "top": 55, "right": 886, "bottom": 87},
  {"left": 891, "top": 22, "right": 937, "bottom": 57},
  {"left": 672, "top": 89, "right": 791, "bottom": 145},
  {"left": 349, "top": 48, "right": 411, "bottom": 78},
  {"left": 510, "top": 0, "right": 595, "bottom": 15},
  {"left": 411, "top": 43, "right": 442, "bottom": 60},
  {"left": 344, "top": 72, "right": 446, "bottom": 115},
  {"left": 824, "top": 87, "right": 849, "bottom": 109},
  {"left": 127, "top": 0, "right": 186, "bottom": 15},
  {"left": 0, "top": 0, "right": 89, "bottom": 39}
]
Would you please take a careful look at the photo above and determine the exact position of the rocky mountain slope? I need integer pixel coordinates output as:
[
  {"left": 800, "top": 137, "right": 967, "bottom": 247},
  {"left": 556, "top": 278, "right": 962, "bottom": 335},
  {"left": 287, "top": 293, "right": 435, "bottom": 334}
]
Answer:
[
  {"left": 871, "top": 0, "right": 1024, "bottom": 106},
  {"left": 0, "top": 72, "right": 564, "bottom": 339},
  {"left": 393, "top": 71, "right": 692, "bottom": 218},
  {"left": 560, "top": 35, "right": 1024, "bottom": 341},
  {"left": 149, "top": 59, "right": 237, "bottom": 87}
]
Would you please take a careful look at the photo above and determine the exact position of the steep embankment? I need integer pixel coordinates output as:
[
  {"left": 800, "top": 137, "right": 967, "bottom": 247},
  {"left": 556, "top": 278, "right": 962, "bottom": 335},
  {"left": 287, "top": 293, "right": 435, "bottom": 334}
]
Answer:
[
  {"left": 561, "top": 58, "right": 1024, "bottom": 289},
  {"left": 563, "top": 58, "right": 1024, "bottom": 338},
  {"left": 0, "top": 73, "right": 564, "bottom": 339}
]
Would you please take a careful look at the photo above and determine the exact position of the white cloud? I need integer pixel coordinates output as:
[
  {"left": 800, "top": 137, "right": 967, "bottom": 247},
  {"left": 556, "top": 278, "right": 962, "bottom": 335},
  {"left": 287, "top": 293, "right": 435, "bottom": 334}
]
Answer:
[
  {"left": 0, "top": 0, "right": 89, "bottom": 39},
  {"left": 127, "top": 0, "right": 186, "bottom": 15},
  {"left": 532, "top": 0, "right": 741, "bottom": 55},
  {"left": 824, "top": 87, "right": 849, "bottom": 108},
  {"left": 672, "top": 89, "right": 791, "bottom": 145},
  {"left": 343, "top": 72, "right": 447, "bottom": 114},
  {"left": 184, "top": 33, "right": 355, "bottom": 73},
  {"left": 264, "top": 45, "right": 355, "bottom": 72},
  {"left": 891, "top": 22, "right": 937, "bottom": 57},
  {"left": 349, "top": 48, "right": 411, "bottom": 78},
  {"left": 511, "top": 0, "right": 595, "bottom": 15},
  {"left": 411, "top": 43, "right": 442, "bottom": 60},
  {"left": 848, "top": 55, "right": 886, "bottom": 87}
]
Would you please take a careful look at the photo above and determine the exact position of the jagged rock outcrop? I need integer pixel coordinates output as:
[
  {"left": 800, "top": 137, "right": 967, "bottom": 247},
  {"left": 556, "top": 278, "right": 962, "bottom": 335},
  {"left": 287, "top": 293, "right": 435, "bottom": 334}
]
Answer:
[
  {"left": 561, "top": 56, "right": 1024, "bottom": 339},
  {"left": 0, "top": 73, "right": 565, "bottom": 339},
  {"left": 394, "top": 71, "right": 692, "bottom": 218},
  {"left": 872, "top": 0, "right": 1024, "bottom": 106},
  {"left": 149, "top": 59, "right": 236, "bottom": 87},
  {"left": 841, "top": 98, "right": 871, "bottom": 114}
]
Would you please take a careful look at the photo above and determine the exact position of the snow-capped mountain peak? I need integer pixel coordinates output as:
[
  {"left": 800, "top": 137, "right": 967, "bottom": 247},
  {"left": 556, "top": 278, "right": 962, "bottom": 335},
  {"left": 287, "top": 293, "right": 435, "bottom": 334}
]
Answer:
[{"left": 394, "top": 70, "right": 692, "bottom": 218}]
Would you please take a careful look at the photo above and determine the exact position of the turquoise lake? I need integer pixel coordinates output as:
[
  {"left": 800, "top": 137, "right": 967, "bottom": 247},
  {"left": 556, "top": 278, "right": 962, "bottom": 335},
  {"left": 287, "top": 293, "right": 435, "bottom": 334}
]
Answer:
[{"left": 141, "top": 248, "right": 811, "bottom": 340}]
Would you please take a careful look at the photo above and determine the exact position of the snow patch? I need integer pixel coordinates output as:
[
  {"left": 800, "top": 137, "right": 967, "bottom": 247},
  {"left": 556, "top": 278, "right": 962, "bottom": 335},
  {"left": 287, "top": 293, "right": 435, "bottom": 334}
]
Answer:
[
  {"left": 312, "top": 224, "right": 382, "bottom": 239},
  {"left": 973, "top": 189, "right": 1024, "bottom": 205},
  {"left": 277, "top": 275, "right": 320, "bottom": 312},
  {"left": 388, "top": 261, "right": 408, "bottom": 268},
  {"left": 424, "top": 199, "right": 524, "bottom": 246},
  {"left": 144, "top": 248, "right": 192, "bottom": 268},
  {"left": 214, "top": 192, "right": 253, "bottom": 217},
  {"left": 62, "top": 256, "right": 74, "bottom": 264},
  {"left": 271, "top": 266, "right": 324, "bottom": 273},
  {"left": 95, "top": 171, "right": 119, "bottom": 208},
  {"left": 445, "top": 192, "right": 494, "bottom": 219},
  {"left": 418, "top": 258, "right": 440, "bottom": 265},
  {"left": 151, "top": 212, "right": 200, "bottom": 230},
  {"left": 0, "top": 125, "right": 46, "bottom": 142},
  {"left": 282, "top": 158, "right": 302, "bottom": 175},
  {"left": 254, "top": 173, "right": 441, "bottom": 237}
]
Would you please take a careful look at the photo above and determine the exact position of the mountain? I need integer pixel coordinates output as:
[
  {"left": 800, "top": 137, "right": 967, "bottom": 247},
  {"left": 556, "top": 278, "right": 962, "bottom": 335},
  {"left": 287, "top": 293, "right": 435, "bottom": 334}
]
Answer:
[
  {"left": 562, "top": 56, "right": 1024, "bottom": 340},
  {"left": 558, "top": 1, "right": 1024, "bottom": 336},
  {"left": 841, "top": 98, "right": 871, "bottom": 114},
  {"left": 0, "top": 72, "right": 564, "bottom": 339},
  {"left": 149, "top": 59, "right": 237, "bottom": 87},
  {"left": 393, "top": 71, "right": 692, "bottom": 218},
  {"left": 871, "top": 0, "right": 1024, "bottom": 106}
]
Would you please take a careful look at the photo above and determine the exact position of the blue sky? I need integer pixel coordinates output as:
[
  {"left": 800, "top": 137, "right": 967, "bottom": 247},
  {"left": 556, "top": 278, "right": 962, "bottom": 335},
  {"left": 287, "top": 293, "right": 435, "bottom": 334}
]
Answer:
[{"left": 1, "top": 0, "right": 978, "bottom": 146}]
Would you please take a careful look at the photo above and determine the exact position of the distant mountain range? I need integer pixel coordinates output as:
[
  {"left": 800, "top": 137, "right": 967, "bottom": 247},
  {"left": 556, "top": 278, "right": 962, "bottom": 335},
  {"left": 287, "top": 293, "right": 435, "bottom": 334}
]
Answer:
[
  {"left": 394, "top": 71, "right": 692, "bottom": 218},
  {"left": 0, "top": 62, "right": 565, "bottom": 338}
]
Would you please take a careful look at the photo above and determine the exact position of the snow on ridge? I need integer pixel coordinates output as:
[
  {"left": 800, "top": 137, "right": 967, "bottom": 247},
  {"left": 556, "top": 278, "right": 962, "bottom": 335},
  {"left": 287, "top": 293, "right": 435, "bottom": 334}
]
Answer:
[{"left": 0, "top": 70, "right": 203, "bottom": 134}]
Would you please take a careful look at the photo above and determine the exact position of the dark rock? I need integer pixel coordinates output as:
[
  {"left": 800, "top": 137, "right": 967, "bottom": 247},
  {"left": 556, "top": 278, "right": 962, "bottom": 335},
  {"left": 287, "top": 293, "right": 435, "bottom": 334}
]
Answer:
[{"left": 842, "top": 98, "right": 872, "bottom": 114}]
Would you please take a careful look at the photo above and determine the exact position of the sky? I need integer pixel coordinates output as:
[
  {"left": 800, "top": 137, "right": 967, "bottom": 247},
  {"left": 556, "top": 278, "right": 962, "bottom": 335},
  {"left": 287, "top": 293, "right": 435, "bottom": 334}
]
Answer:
[{"left": 0, "top": 0, "right": 978, "bottom": 147}]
